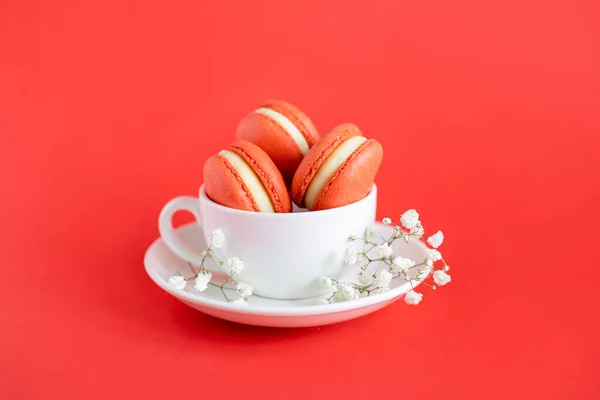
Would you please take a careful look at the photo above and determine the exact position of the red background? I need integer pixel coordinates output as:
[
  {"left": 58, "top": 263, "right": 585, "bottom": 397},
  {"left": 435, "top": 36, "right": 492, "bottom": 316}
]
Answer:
[{"left": 1, "top": 0, "right": 599, "bottom": 398}]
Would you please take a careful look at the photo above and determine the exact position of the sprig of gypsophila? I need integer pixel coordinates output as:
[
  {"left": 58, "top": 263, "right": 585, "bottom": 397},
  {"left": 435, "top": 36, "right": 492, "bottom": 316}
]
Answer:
[
  {"left": 318, "top": 209, "right": 452, "bottom": 306},
  {"left": 167, "top": 228, "right": 253, "bottom": 306}
]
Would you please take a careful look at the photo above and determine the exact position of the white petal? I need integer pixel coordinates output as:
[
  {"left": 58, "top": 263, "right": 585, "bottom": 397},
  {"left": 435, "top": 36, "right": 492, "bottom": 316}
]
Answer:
[
  {"left": 227, "top": 257, "right": 244, "bottom": 275},
  {"left": 404, "top": 290, "right": 423, "bottom": 305},
  {"left": 427, "top": 231, "right": 444, "bottom": 248},
  {"left": 236, "top": 282, "right": 253, "bottom": 296},
  {"left": 168, "top": 275, "right": 186, "bottom": 290},
  {"left": 433, "top": 270, "right": 452, "bottom": 286},
  {"left": 400, "top": 209, "right": 420, "bottom": 229},
  {"left": 211, "top": 229, "right": 225, "bottom": 248}
]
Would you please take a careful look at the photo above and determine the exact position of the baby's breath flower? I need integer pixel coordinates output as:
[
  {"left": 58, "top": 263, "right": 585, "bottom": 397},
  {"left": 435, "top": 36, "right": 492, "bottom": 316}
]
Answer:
[
  {"left": 236, "top": 282, "right": 253, "bottom": 297},
  {"left": 374, "top": 270, "right": 393, "bottom": 289},
  {"left": 227, "top": 257, "right": 244, "bottom": 275},
  {"left": 348, "top": 234, "right": 356, "bottom": 241},
  {"left": 345, "top": 247, "right": 358, "bottom": 265},
  {"left": 410, "top": 223, "right": 424, "bottom": 238},
  {"left": 332, "top": 283, "right": 359, "bottom": 302},
  {"left": 392, "top": 256, "right": 416, "bottom": 272},
  {"left": 427, "top": 231, "right": 444, "bottom": 248},
  {"left": 211, "top": 229, "right": 225, "bottom": 248},
  {"left": 356, "top": 253, "right": 367, "bottom": 266},
  {"left": 357, "top": 271, "right": 371, "bottom": 285},
  {"left": 168, "top": 274, "right": 186, "bottom": 290},
  {"left": 193, "top": 270, "right": 211, "bottom": 292},
  {"left": 364, "top": 224, "right": 379, "bottom": 240},
  {"left": 319, "top": 276, "right": 333, "bottom": 288},
  {"left": 433, "top": 270, "right": 451, "bottom": 286},
  {"left": 425, "top": 248, "right": 442, "bottom": 262},
  {"left": 377, "top": 242, "right": 394, "bottom": 258},
  {"left": 400, "top": 209, "right": 420, "bottom": 229},
  {"left": 231, "top": 298, "right": 248, "bottom": 306},
  {"left": 404, "top": 290, "right": 423, "bottom": 305},
  {"left": 382, "top": 217, "right": 392, "bottom": 225},
  {"left": 443, "top": 265, "right": 451, "bottom": 272}
]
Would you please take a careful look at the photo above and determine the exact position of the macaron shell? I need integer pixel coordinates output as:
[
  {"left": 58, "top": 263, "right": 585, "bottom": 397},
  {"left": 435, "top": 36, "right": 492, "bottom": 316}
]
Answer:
[
  {"left": 312, "top": 139, "right": 383, "bottom": 211},
  {"left": 291, "top": 123, "right": 363, "bottom": 208},
  {"left": 228, "top": 140, "right": 292, "bottom": 213},
  {"left": 203, "top": 153, "right": 259, "bottom": 212},
  {"left": 262, "top": 100, "right": 320, "bottom": 147},
  {"left": 236, "top": 112, "right": 305, "bottom": 181}
]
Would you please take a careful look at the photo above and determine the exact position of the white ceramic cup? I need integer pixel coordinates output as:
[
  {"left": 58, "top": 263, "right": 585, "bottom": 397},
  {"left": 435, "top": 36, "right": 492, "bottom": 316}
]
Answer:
[{"left": 158, "top": 184, "right": 377, "bottom": 300}]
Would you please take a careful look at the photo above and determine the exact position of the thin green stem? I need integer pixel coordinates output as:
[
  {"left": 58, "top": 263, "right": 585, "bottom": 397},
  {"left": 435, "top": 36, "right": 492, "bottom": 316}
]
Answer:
[
  {"left": 366, "top": 243, "right": 377, "bottom": 253},
  {"left": 209, "top": 247, "right": 223, "bottom": 265},
  {"left": 220, "top": 285, "right": 230, "bottom": 302},
  {"left": 353, "top": 237, "right": 376, "bottom": 245},
  {"left": 421, "top": 281, "right": 435, "bottom": 289},
  {"left": 186, "top": 262, "right": 197, "bottom": 278},
  {"left": 208, "top": 282, "right": 236, "bottom": 291}
]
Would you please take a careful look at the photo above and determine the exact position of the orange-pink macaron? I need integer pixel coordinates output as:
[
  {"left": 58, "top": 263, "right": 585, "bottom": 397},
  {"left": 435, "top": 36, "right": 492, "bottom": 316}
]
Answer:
[
  {"left": 203, "top": 140, "right": 292, "bottom": 213},
  {"left": 236, "top": 100, "right": 320, "bottom": 182},
  {"left": 291, "top": 123, "right": 383, "bottom": 211}
]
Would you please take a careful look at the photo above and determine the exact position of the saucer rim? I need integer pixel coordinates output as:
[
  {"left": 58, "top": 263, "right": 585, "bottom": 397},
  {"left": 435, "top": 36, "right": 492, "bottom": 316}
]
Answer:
[{"left": 144, "top": 222, "right": 426, "bottom": 317}]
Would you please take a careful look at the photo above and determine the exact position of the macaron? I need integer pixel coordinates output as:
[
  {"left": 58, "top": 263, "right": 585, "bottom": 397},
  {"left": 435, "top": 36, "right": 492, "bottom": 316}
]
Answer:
[
  {"left": 203, "top": 140, "right": 292, "bottom": 213},
  {"left": 236, "top": 100, "right": 320, "bottom": 182},
  {"left": 291, "top": 123, "right": 383, "bottom": 211}
]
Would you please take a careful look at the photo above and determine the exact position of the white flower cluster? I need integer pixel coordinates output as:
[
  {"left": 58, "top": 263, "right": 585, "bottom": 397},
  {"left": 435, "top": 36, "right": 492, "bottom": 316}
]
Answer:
[
  {"left": 427, "top": 230, "right": 444, "bottom": 248},
  {"left": 345, "top": 247, "right": 358, "bottom": 265},
  {"left": 167, "top": 228, "right": 253, "bottom": 305},
  {"left": 374, "top": 270, "right": 392, "bottom": 290},
  {"left": 164, "top": 211, "right": 453, "bottom": 311},
  {"left": 400, "top": 209, "right": 425, "bottom": 239},
  {"left": 392, "top": 256, "right": 415, "bottom": 272},
  {"left": 236, "top": 282, "right": 253, "bottom": 297},
  {"left": 400, "top": 209, "right": 419, "bottom": 229},
  {"left": 404, "top": 290, "right": 423, "bottom": 305},
  {"left": 319, "top": 209, "right": 452, "bottom": 307},
  {"left": 364, "top": 224, "right": 379, "bottom": 240},
  {"left": 227, "top": 256, "right": 244, "bottom": 275},
  {"left": 377, "top": 242, "right": 393, "bottom": 258},
  {"left": 211, "top": 229, "right": 225, "bottom": 249},
  {"left": 194, "top": 270, "right": 212, "bottom": 292},
  {"left": 433, "top": 270, "right": 451, "bottom": 286},
  {"left": 332, "top": 282, "right": 360, "bottom": 302},
  {"left": 167, "top": 275, "right": 186, "bottom": 290}
]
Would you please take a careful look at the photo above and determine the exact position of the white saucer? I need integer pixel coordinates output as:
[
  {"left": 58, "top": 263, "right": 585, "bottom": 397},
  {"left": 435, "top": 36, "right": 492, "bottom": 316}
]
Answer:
[{"left": 144, "top": 222, "right": 427, "bottom": 327}]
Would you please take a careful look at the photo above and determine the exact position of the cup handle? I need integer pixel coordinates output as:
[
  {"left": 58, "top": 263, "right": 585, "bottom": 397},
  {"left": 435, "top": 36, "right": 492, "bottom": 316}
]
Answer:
[{"left": 158, "top": 196, "right": 219, "bottom": 272}]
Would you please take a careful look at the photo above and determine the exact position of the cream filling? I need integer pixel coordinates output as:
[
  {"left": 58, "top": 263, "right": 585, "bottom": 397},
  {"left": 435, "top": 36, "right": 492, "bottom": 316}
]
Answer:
[
  {"left": 304, "top": 136, "right": 367, "bottom": 210},
  {"left": 219, "top": 150, "right": 274, "bottom": 212},
  {"left": 254, "top": 107, "right": 310, "bottom": 155}
]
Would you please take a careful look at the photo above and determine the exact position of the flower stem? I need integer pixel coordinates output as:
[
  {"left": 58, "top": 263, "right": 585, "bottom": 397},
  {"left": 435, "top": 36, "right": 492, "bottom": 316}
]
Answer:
[
  {"left": 208, "top": 282, "right": 236, "bottom": 291},
  {"left": 187, "top": 262, "right": 197, "bottom": 278},
  {"left": 220, "top": 285, "right": 230, "bottom": 302}
]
